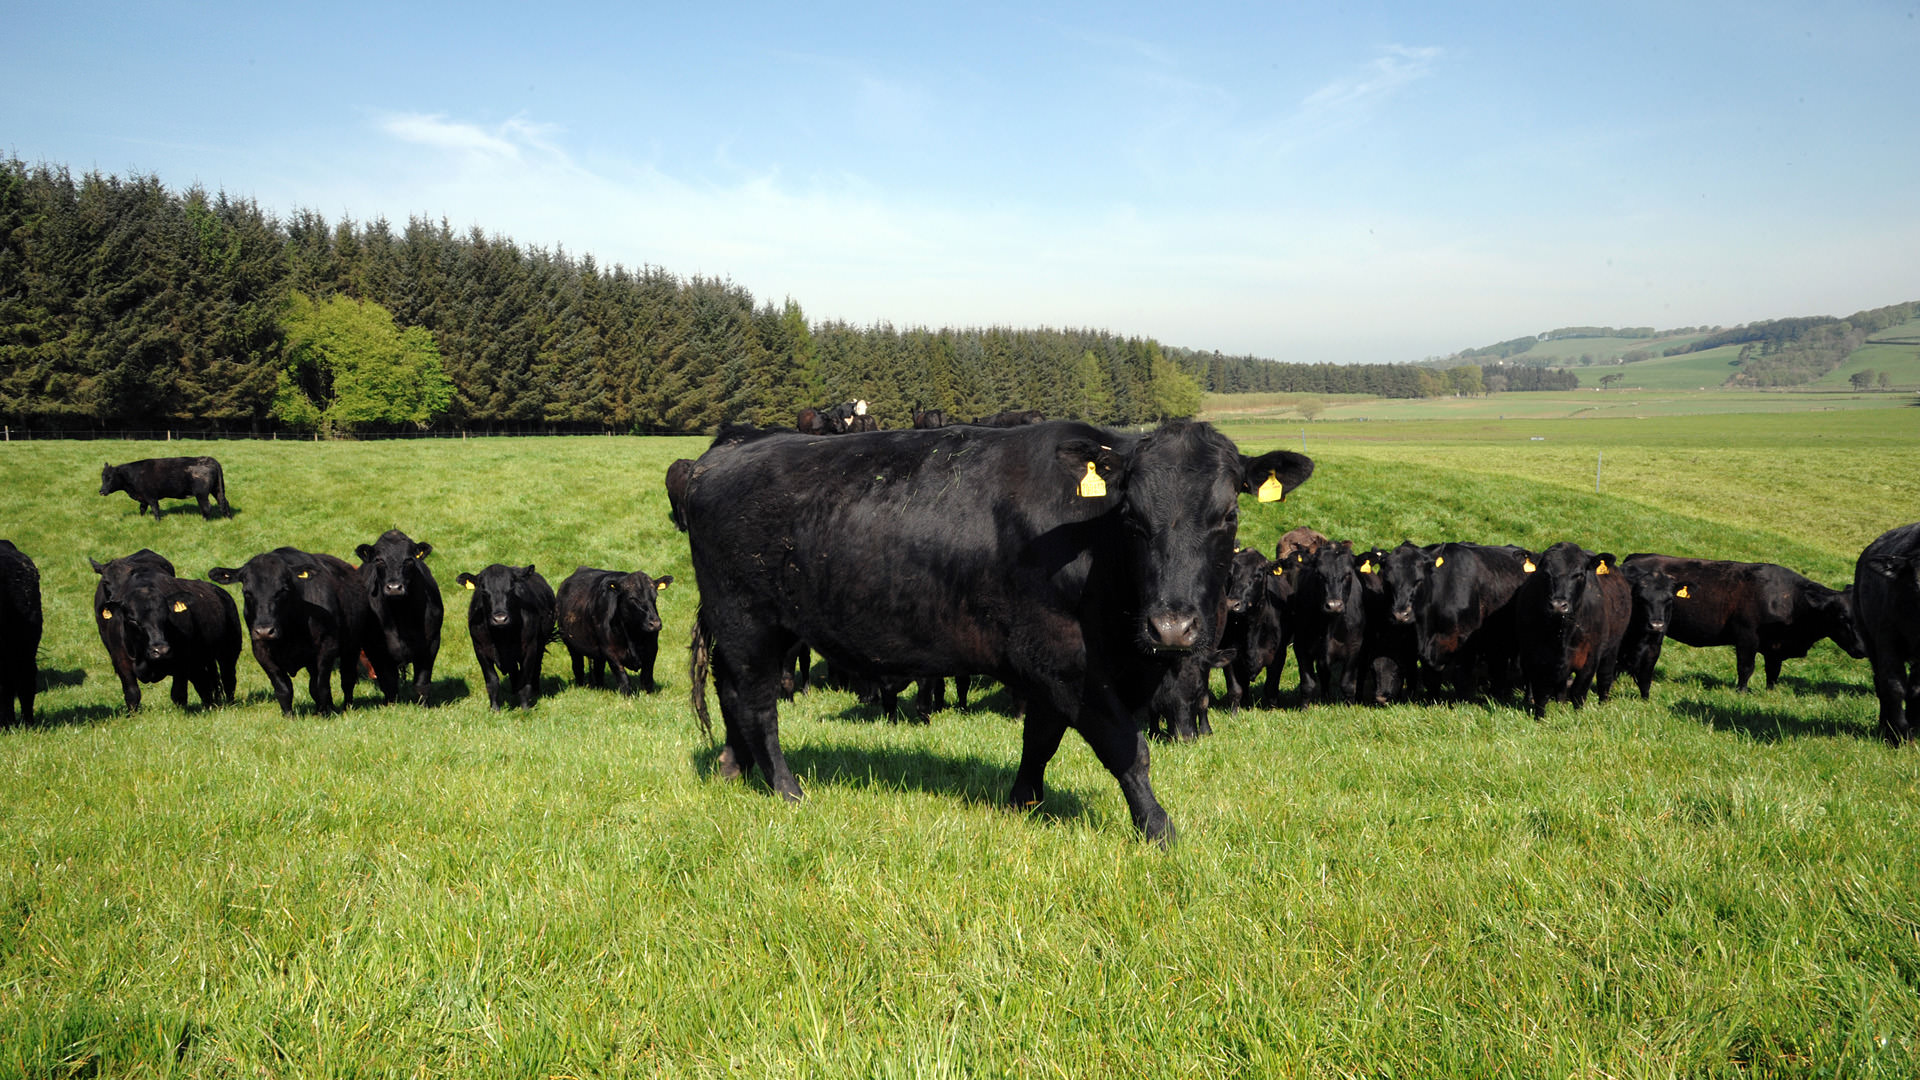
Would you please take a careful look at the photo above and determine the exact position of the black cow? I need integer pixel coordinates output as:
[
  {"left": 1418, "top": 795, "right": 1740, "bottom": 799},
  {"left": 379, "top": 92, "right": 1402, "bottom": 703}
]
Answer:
[
  {"left": 92, "top": 549, "right": 179, "bottom": 709},
  {"left": 665, "top": 458, "right": 695, "bottom": 531},
  {"left": 1356, "top": 546, "right": 1417, "bottom": 705},
  {"left": 1399, "top": 542, "right": 1530, "bottom": 699},
  {"left": 557, "top": 566, "right": 673, "bottom": 694},
  {"left": 971, "top": 409, "right": 1047, "bottom": 427},
  {"left": 209, "top": 548, "right": 369, "bottom": 716},
  {"left": 1293, "top": 541, "right": 1368, "bottom": 704},
  {"left": 95, "top": 563, "right": 240, "bottom": 711},
  {"left": 1854, "top": 522, "right": 1920, "bottom": 744},
  {"left": 1622, "top": 554, "right": 1866, "bottom": 691},
  {"left": 0, "top": 541, "right": 40, "bottom": 726},
  {"left": 354, "top": 529, "right": 442, "bottom": 705},
  {"left": 1148, "top": 648, "right": 1233, "bottom": 741},
  {"left": 99, "top": 457, "right": 230, "bottom": 520},
  {"left": 1515, "top": 543, "right": 1614, "bottom": 718},
  {"left": 1600, "top": 561, "right": 1686, "bottom": 701},
  {"left": 1220, "top": 548, "right": 1280, "bottom": 712},
  {"left": 456, "top": 564, "right": 556, "bottom": 710},
  {"left": 684, "top": 420, "right": 1312, "bottom": 842}
]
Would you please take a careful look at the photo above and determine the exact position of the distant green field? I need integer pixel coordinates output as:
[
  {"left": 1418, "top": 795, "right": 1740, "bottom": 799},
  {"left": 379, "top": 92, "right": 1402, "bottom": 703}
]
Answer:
[
  {"left": 1233, "top": 386, "right": 1906, "bottom": 422},
  {"left": 1814, "top": 340, "right": 1920, "bottom": 389},
  {"left": 2, "top": 425, "right": 1918, "bottom": 1076},
  {"left": 1489, "top": 333, "right": 1707, "bottom": 364}
]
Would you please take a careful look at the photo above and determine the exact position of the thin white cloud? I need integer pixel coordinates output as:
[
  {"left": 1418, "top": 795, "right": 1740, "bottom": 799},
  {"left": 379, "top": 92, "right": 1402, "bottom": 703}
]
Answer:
[
  {"left": 1299, "top": 44, "right": 1440, "bottom": 117},
  {"left": 378, "top": 112, "right": 524, "bottom": 160}
]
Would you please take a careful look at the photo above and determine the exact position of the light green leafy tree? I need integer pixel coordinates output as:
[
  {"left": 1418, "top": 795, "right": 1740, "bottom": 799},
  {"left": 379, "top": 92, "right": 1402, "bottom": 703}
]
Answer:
[
  {"left": 273, "top": 292, "right": 453, "bottom": 431},
  {"left": 1144, "top": 345, "right": 1205, "bottom": 420}
]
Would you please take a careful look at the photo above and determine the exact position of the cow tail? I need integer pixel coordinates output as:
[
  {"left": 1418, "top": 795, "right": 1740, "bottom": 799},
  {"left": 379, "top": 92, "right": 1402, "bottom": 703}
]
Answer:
[{"left": 689, "top": 606, "right": 714, "bottom": 744}]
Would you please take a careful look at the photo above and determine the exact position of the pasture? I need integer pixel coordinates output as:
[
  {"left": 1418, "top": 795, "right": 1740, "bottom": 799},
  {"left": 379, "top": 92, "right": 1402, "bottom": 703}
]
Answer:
[{"left": 2, "top": 418, "right": 1918, "bottom": 1077}]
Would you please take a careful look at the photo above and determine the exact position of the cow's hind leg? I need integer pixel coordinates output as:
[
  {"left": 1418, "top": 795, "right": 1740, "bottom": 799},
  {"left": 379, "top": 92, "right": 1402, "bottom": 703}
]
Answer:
[
  {"left": 1764, "top": 654, "right": 1785, "bottom": 691},
  {"left": 1734, "top": 647, "right": 1757, "bottom": 692},
  {"left": 1872, "top": 653, "right": 1912, "bottom": 745},
  {"left": 714, "top": 662, "right": 799, "bottom": 800},
  {"left": 196, "top": 494, "right": 214, "bottom": 519}
]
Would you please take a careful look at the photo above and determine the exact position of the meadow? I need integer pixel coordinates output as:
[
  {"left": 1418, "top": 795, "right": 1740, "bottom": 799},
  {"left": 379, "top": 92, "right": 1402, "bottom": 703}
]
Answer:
[{"left": 1, "top": 413, "right": 1917, "bottom": 1077}]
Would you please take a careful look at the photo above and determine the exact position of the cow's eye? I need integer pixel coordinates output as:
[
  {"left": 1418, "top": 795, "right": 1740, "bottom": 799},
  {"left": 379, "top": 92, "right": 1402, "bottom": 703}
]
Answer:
[{"left": 1220, "top": 507, "right": 1239, "bottom": 530}]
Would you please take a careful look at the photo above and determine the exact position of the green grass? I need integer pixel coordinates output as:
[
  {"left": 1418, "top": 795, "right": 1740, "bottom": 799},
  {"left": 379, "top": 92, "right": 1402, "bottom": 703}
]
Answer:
[{"left": 2, "top": 427, "right": 1919, "bottom": 1077}]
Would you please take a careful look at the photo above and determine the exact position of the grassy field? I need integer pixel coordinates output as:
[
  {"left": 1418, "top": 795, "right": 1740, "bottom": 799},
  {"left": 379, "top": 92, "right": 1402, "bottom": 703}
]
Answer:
[
  {"left": 2, "top": 422, "right": 1918, "bottom": 1077},
  {"left": 1210, "top": 386, "right": 1910, "bottom": 423}
]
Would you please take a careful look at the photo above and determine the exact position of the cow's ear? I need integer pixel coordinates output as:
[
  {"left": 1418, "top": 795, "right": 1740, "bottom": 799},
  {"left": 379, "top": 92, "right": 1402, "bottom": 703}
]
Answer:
[
  {"left": 606, "top": 578, "right": 619, "bottom": 591},
  {"left": 1591, "top": 553, "right": 1616, "bottom": 575},
  {"left": 169, "top": 593, "right": 193, "bottom": 615},
  {"left": 654, "top": 575, "right": 673, "bottom": 591},
  {"left": 208, "top": 567, "right": 239, "bottom": 585},
  {"left": 1056, "top": 438, "right": 1125, "bottom": 499},
  {"left": 355, "top": 543, "right": 376, "bottom": 562},
  {"left": 98, "top": 600, "right": 119, "bottom": 621},
  {"left": 1239, "top": 450, "right": 1313, "bottom": 503},
  {"left": 522, "top": 564, "right": 536, "bottom": 577},
  {"left": 90, "top": 556, "right": 107, "bottom": 574},
  {"left": 1337, "top": 539, "right": 1354, "bottom": 554},
  {"left": 413, "top": 542, "right": 431, "bottom": 560},
  {"left": 456, "top": 573, "right": 477, "bottom": 590},
  {"left": 1675, "top": 583, "right": 1691, "bottom": 599}
]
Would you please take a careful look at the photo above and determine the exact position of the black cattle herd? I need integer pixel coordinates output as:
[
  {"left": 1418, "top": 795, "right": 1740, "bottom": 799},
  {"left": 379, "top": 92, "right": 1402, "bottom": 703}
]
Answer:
[{"left": 1, "top": 415, "right": 1918, "bottom": 842}]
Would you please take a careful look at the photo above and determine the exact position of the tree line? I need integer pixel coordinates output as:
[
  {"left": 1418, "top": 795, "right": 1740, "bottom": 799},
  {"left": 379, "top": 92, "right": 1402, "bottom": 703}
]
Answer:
[{"left": 3, "top": 159, "right": 1562, "bottom": 434}]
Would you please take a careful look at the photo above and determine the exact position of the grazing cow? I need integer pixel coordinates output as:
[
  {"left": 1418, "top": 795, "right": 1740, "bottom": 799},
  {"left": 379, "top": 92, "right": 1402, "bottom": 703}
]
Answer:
[
  {"left": 354, "top": 529, "right": 443, "bottom": 705},
  {"left": 1514, "top": 543, "right": 1614, "bottom": 718},
  {"left": 1621, "top": 554, "right": 1866, "bottom": 691},
  {"left": 911, "top": 404, "right": 953, "bottom": 429},
  {"left": 1401, "top": 542, "right": 1531, "bottom": 699},
  {"left": 1601, "top": 561, "right": 1686, "bottom": 701},
  {"left": 685, "top": 420, "right": 1313, "bottom": 842},
  {"left": 557, "top": 566, "right": 673, "bottom": 694},
  {"left": 971, "top": 409, "right": 1047, "bottom": 427},
  {"left": 665, "top": 458, "right": 695, "bottom": 531},
  {"left": 0, "top": 541, "right": 41, "bottom": 726},
  {"left": 96, "top": 565, "right": 240, "bottom": 711},
  {"left": 1293, "top": 541, "right": 1368, "bottom": 704},
  {"left": 99, "top": 457, "right": 231, "bottom": 520},
  {"left": 457, "top": 564, "right": 556, "bottom": 710},
  {"left": 1854, "top": 522, "right": 1920, "bottom": 744},
  {"left": 209, "top": 548, "right": 369, "bottom": 716}
]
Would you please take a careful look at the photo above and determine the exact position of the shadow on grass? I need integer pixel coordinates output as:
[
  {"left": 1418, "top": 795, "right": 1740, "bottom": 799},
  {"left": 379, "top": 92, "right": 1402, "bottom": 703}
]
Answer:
[
  {"left": 37, "top": 668, "right": 88, "bottom": 690},
  {"left": 1775, "top": 673, "right": 1873, "bottom": 698},
  {"left": 1670, "top": 697, "right": 1875, "bottom": 742},
  {"left": 24, "top": 702, "right": 120, "bottom": 728},
  {"left": 689, "top": 741, "right": 1092, "bottom": 826}
]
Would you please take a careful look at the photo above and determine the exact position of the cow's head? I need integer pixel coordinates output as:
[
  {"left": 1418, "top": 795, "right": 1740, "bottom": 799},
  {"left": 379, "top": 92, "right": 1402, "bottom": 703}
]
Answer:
[
  {"left": 1535, "top": 542, "right": 1612, "bottom": 617},
  {"left": 1816, "top": 584, "right": 1869, "bottom": 659},
  {"left": 1621, "top": 564, "right": 1683, "bottom": 636},
  {"left": 98, "top": 463, "right": 124, "bottom": 496},
  {"left": 357, "top": 529, "right": 432, "bottom": 599},
  {"left": 1305, "top": 541, "right": 1361, "bottom": 615},
  {"left": 210, "top": 550, "right": 311, "bottom": 643},
  {"left": 458, "top": 565, "right": 535, "bottom": 629},
  {"left": 1224, "top": 549, "right": 1272, "bottom": 615},
  {"left": 1072, "top": 421, "right": 1311, "bottom": 653},
  {"left": 103, "top": 585, "right": 197, "bottom": 672},
  {"left": 1380, "top": 541, "right": 1433, "bottom": 625},
  {"left": 610, "top": 571, "right": 671, "bottom": 636}
]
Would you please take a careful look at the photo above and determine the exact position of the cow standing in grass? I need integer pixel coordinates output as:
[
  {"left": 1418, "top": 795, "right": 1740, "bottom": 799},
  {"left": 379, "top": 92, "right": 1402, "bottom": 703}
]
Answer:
[
  {"left": 1855, "top": 522, "right": 1920, "bottom": 744},
  {"left": 684, "top": 419, "right": 1312, "bottom": 843},
  {"left": 0, "top": 540, "right": 41, "bottom": 726},
  {"left": 557, "top": 567, "right": 672, "bottom": 694},
  {"left": 1515, "top": 543, "right": 1615, "bottom": 718},
  {"left": 1622, "top": 554, "right": 1866, "bottom": 691},
  {"left": 355, "top": 529, "right": 442, "bottom": 705},
  {"left": 209, "top": 548, "right": 369, "bottom": 716},
  {"left": 457, "top": 564, "right": 556, "bottom": 710},
  {"left": 99, "top": 457, "right": 230, "bottom": 520}
]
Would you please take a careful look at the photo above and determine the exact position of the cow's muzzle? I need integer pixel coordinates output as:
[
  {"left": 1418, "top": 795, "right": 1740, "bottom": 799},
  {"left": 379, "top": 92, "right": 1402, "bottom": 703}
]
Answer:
[
  {"left": 490, "top": 612, "right": 511, "bottom": 626},
  {"left": 251, "top": 625, "right": 277, "bottom": 641},
  {"left": 384, "top": 581, "right": 406, "bottom": 596},
  {"left": 1550, "top": 599, "right": 1572, "bottom": 615},
  {"left": 1146, "top": 612, "right": 1202, "bottom": 651}
]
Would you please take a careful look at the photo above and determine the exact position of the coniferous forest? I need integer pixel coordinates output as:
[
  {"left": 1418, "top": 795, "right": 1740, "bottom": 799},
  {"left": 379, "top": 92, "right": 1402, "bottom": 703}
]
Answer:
[{"left": 0, "top": 160, "right": 1534, "bottom": 434}]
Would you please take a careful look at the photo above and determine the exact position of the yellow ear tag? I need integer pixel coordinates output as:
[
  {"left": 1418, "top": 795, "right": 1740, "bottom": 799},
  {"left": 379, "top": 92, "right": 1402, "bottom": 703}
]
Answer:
[
  {"left": 1434, "top": 556, "right": 1445, "bottom": 568},
  {"left": 656, "top": 581, "right": 669, "bottom": 591},
  {"left": 1078, "top": 462, "right": 1106, "bottom": 498},
  {"left": 1256, "top": 471, "right": 1284, "bottom": 503},
  {"left": 296, "top": 570, "right": 311, "bottom": 579},
  {"left": 1523, "top": 559, "right": 1536, "bottom": 573},
  {"left": 463, "top": 580, "right": 476, "bottom": 591},
  {"left": 1676, "top": 586, "right": 1690, "bottom": 599},
  {"left": 1359, "top": 560, "right": 1375, "bottom": 574},
  {"left": 100, "top": 609, "right": 112, "bottom": 619},
  {"left": 1271, "top": 565, "right": 1284, "bottom": 576},
  {"left": 1596, "top": 563, "right": 1611, "bottom": 576},
  {"left": 172, "top": 601, "right": 188, "bottom": 613}
]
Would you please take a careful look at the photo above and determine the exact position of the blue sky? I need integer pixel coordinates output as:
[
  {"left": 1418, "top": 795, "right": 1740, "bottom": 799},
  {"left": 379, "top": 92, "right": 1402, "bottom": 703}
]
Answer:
[{"left": 7, "top": 1, "right": 1917, "bottom": 363}]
